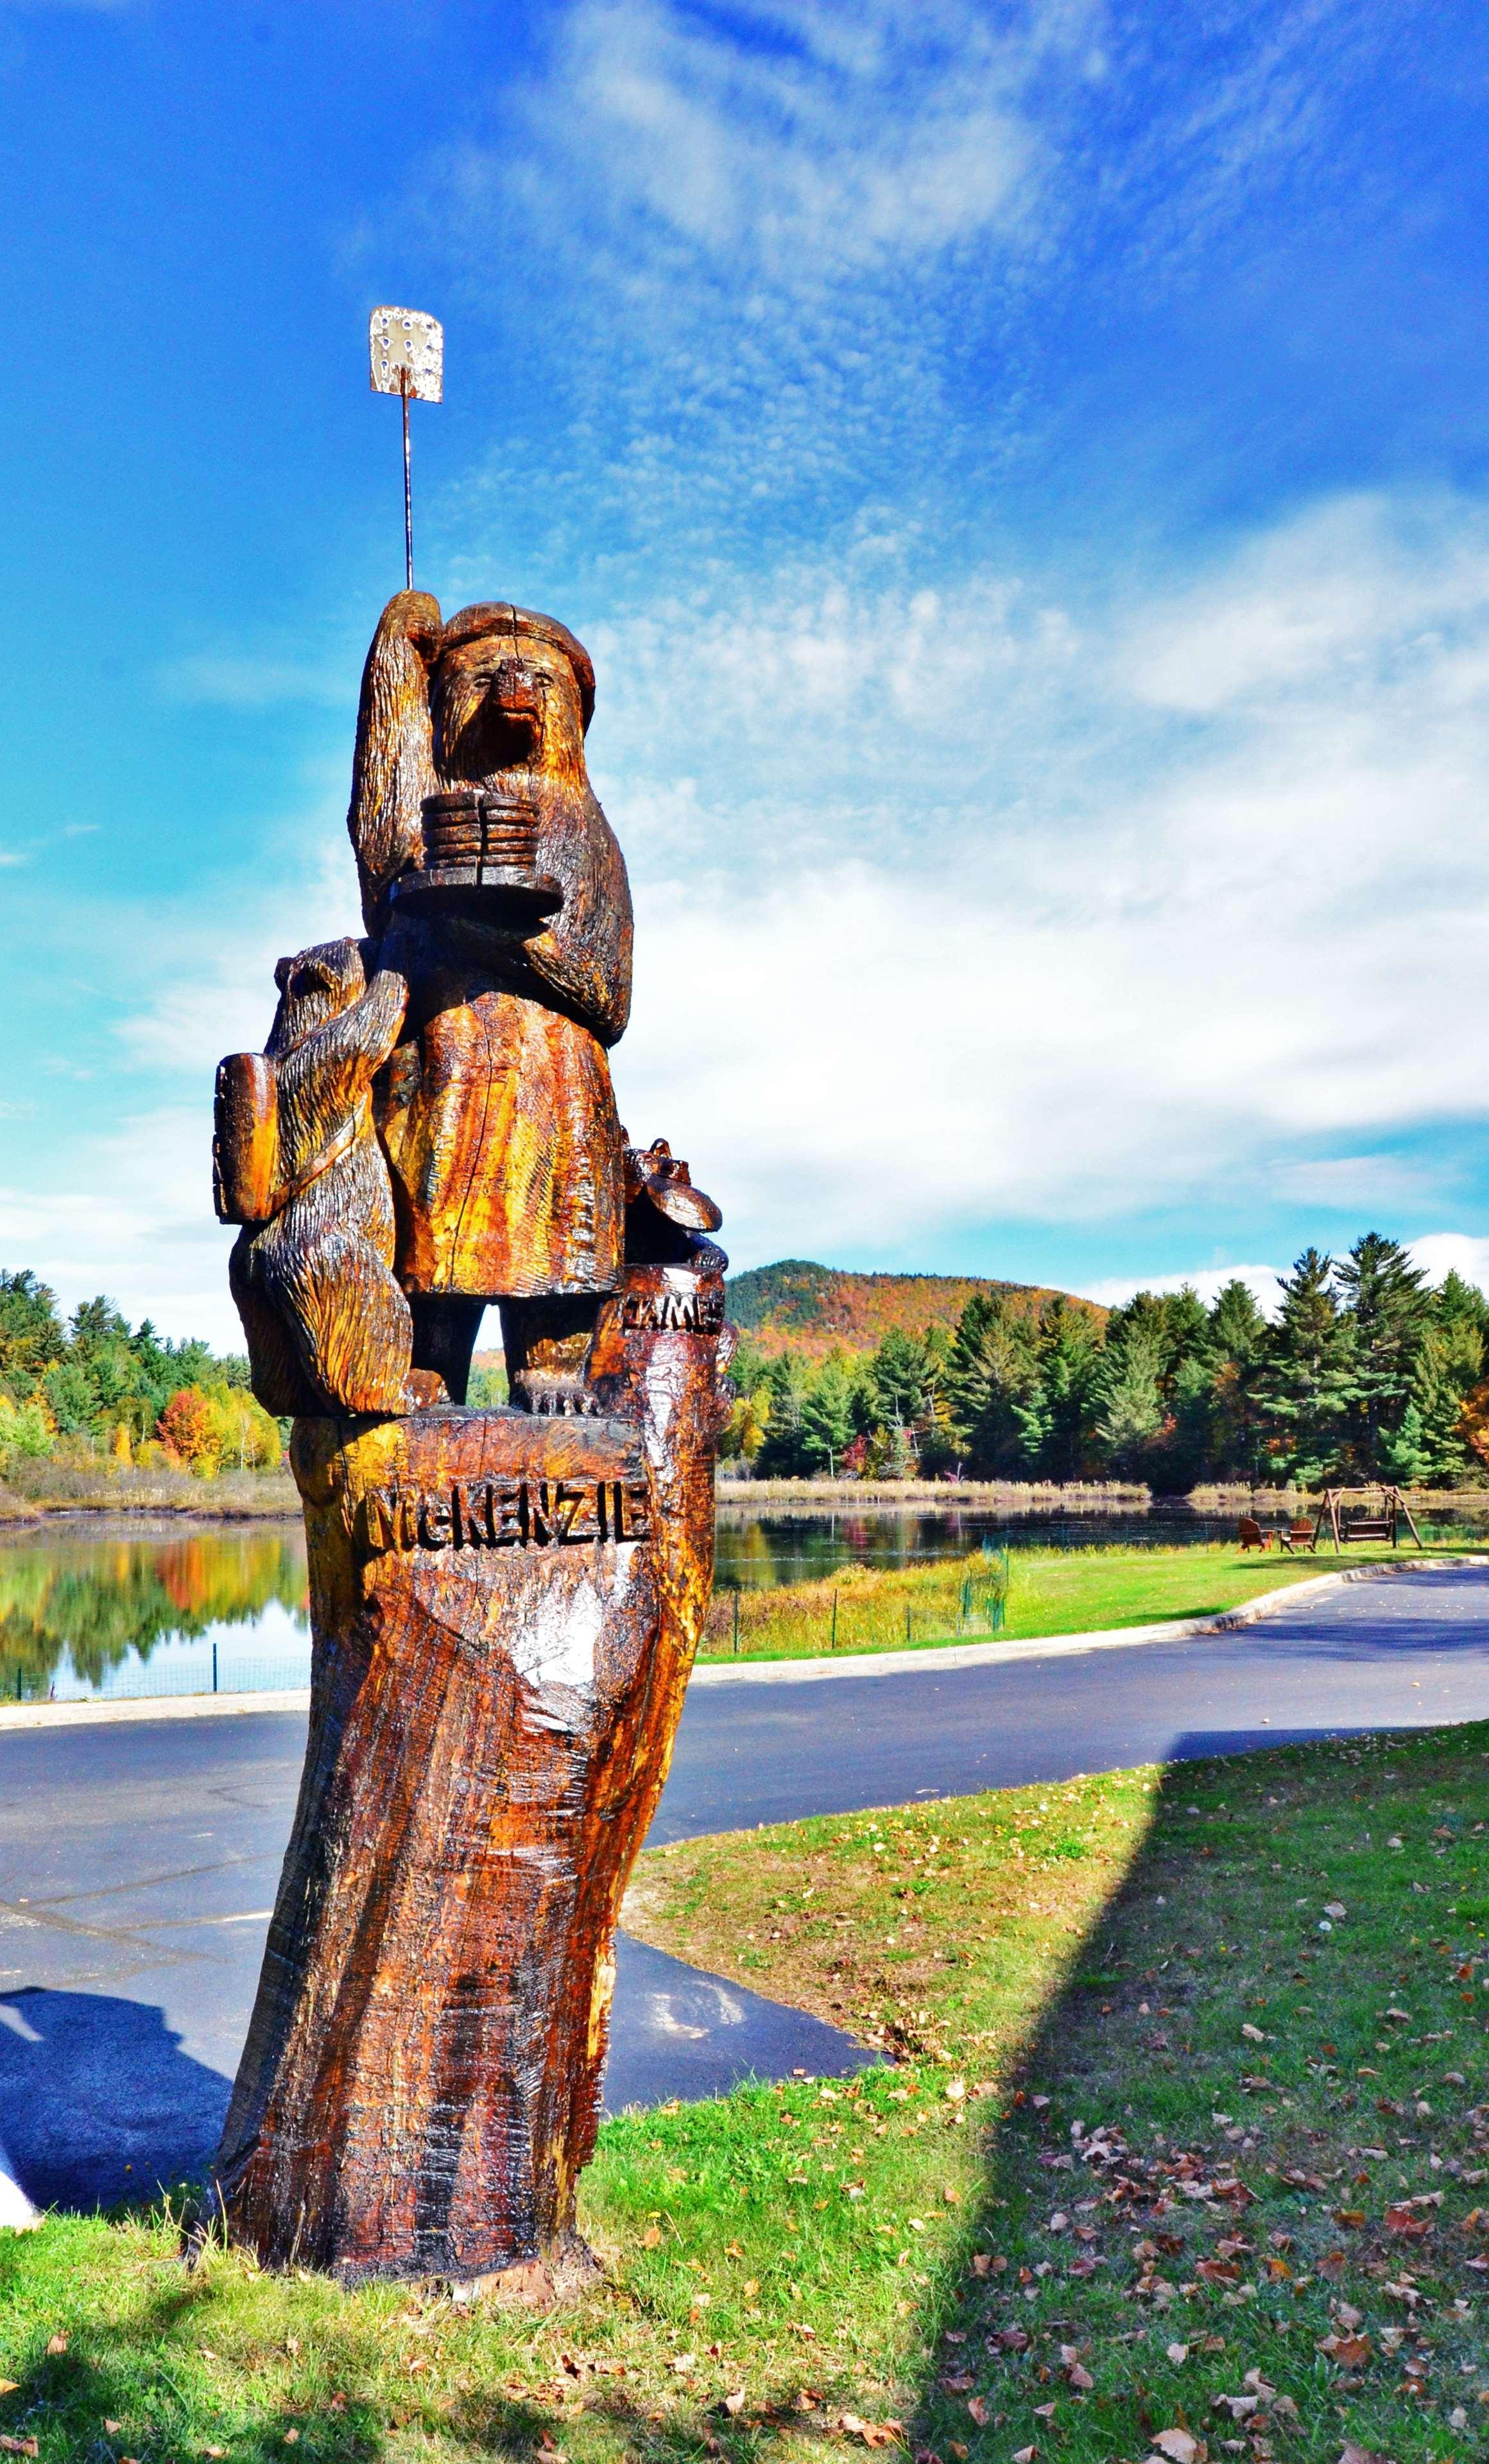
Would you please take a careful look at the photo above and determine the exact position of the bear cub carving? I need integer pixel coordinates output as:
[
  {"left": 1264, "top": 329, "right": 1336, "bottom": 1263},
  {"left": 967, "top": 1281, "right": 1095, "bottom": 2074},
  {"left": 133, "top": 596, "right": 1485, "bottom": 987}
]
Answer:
[{"left": 219, "top": 937, "right": 423, "bottom": 1417}]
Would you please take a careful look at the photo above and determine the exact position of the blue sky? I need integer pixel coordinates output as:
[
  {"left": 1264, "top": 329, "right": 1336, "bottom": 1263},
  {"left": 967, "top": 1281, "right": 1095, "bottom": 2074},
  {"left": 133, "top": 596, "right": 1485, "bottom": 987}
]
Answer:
[{"left": 3, "top": 0, "right": 1489, "bottom": 1347}]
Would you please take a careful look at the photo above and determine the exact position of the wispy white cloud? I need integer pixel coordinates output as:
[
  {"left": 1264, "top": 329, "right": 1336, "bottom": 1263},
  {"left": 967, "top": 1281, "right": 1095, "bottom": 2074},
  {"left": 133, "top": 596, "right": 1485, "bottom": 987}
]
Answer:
[
  {"left": 67, "top": 480, "right": 1489, "bottom": 1330},
  {"left": 158, "top": 651, "right": 351, "bottom": 710},
  {"left": 531, "top": 0, "right": 1068, "bottom": 270}
]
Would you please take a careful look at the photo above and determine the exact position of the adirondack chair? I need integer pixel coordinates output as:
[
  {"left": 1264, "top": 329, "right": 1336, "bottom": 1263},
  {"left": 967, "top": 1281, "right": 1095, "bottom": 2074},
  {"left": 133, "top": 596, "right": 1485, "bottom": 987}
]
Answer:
[
  {"left": 1237, "top": 1516, "right": 1272, "bottom": 1551},
  {"left": 1279, "top": 1519, "right": 1318, "bottom": 1554}
]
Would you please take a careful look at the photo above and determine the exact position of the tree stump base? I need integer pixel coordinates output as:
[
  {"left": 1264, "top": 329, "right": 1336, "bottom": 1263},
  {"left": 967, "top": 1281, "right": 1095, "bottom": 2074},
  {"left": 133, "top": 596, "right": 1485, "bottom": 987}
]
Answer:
[{"left": 215, "top": 1260, "right": 723, "bottom": 2286}]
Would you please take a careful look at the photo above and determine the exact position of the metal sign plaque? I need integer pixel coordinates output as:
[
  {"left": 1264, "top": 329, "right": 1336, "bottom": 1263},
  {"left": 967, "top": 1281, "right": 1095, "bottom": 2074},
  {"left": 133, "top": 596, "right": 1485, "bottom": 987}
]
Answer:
[{"left": 369, "top": 307, "right": 443, "bottom": 402}]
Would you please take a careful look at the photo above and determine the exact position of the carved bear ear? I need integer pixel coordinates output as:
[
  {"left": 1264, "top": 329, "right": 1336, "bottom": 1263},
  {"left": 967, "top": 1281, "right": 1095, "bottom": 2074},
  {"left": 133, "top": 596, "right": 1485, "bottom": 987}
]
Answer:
[{"left": 273, "top": 953, "right": 295, "bottom": 993}]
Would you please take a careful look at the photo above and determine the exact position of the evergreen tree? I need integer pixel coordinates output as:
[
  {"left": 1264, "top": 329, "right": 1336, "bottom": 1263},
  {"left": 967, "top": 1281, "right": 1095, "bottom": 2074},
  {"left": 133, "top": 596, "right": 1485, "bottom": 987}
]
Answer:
[
  {"left": 1254, "top": 1248, "right": 1356, "bottom": 1486},
  {"left": 755, "top": 1349, "right": 813, "bottom": 1477},
  {"left": 1382, "top": 1325, "right": 1481, "bottom": 1487},
  {"left": 1335, "top": 1231, "right": 1431, "bottom": 1472},
  {"left": 1014, "top": 1300, "right": 1104, "bottom": 1480},
  {"left": 1200, "top": 1278, "right": 1270, "bottom": 1482},
  {"left": 874, "top": 1329, "right": 930, "bottom": 1436},
  {"left": 944, "top": 1293, "right": 1037, "bottom": 1476},
  {"left": 1209, "top": 1278, "right": 1268, "bottom": 1369},
  {"left": 1091, "top": 1317, "right": 1166, "bottom": 1476},
  {"left": 800, "top": 1353, "right": 857, "bottom": 1475},
  {"left": 1435, "top": 1269, "right": 1489, "bottom": 1343}
]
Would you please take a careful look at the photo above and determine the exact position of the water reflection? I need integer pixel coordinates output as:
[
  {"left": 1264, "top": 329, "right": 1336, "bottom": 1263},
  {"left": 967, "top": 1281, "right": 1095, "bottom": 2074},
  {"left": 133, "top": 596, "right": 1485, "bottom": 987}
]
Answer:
[
  {"left": 0, "top": 1525, "right": 309, "bottom": 1702},
  {"left": 5, "top": 1501, "right": 1486, "bottom": 1702},
  {"left": 713, "top": 1501, "right": 1489, "bottom": 1589}
]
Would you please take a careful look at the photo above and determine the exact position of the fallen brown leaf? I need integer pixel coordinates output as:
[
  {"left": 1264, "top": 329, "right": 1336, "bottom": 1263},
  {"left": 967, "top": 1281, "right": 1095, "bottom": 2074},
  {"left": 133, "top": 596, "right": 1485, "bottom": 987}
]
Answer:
[
  {"left": 1317, "top": 2334, "right": 1371, "bottom": 2368},
  {"left": 1384, "top": 2204, "right": 1431, "bottom": 2239},
  {"left": 1152, "top": 2431, "right": 1200, "bottom": 2464},
  {"left": 839, "top": 2413, "right": 904, "bottom": 2447},
  {"left": 965, "top": 2399, "right": 988, "bottom": 2430},
  {"left": 44, "top": 2336, "right": 67, "bottom": 2357}
]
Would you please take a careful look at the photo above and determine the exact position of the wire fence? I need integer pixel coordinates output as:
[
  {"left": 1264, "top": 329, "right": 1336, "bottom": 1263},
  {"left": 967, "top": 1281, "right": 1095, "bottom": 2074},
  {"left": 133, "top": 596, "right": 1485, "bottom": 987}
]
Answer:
[
  {"left": 698, "top": 1546, "right": 1011, "bottom": 1660},
  {"left": 8, "top": 1650, "right": 311, "bottom": 1706}
]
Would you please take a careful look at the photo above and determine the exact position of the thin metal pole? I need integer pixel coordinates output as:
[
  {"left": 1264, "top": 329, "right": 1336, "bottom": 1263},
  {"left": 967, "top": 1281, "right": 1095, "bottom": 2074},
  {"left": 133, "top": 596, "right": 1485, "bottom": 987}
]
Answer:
[{"left": 402, "top": 376, "right": 413, "bottom": 588}]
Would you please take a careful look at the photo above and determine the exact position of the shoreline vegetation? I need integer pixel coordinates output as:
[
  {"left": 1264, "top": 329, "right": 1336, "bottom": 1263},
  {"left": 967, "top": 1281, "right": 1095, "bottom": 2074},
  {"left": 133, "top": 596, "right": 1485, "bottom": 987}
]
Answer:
[
  {"left": 8, "top": 1466, "right": 1489, "bottom": 1525},
  {"left": 6, "top": 1722, "right": 1486, "bottom": 2464}
]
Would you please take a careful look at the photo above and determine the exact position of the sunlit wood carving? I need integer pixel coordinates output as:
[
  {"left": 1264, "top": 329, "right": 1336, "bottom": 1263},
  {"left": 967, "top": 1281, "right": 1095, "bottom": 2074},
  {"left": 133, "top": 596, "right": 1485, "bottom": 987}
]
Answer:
[{"left": 212, "top": 596, "right": 730, "bottom": 2293}]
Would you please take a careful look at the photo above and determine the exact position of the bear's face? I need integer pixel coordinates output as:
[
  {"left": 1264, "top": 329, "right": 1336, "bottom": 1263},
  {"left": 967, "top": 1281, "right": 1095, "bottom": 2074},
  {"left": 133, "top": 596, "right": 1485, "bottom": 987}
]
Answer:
[
  {"left": 431, "top": 634, "right": 585, "bottom": 790},
  {"left": 266, "top": 937, "right": 368, "bottom": 1059}
]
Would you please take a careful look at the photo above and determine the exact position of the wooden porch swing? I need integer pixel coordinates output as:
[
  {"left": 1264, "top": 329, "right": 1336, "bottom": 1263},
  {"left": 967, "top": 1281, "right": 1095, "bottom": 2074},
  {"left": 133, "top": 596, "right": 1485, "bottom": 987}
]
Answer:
[{"left": 1311, "top": 1485, "right": 1425, "bottom": 1553}]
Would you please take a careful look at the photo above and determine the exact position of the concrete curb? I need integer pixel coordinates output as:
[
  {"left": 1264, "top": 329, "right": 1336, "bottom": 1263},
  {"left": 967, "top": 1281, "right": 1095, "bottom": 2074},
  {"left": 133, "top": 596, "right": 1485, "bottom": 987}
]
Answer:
[
  {"left": 1, "top": 1557, "right": 1481, "bottom": 1727},
  {"left": 0, "top": 1686, "right": 312, "bottom": 1732}
]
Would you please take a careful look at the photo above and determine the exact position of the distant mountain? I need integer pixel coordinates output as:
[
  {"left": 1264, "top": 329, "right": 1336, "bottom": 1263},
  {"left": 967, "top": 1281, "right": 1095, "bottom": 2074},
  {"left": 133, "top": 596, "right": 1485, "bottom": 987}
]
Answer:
[{"left": 723, "top": 1259, "right": 1104, "bottom": 1359}]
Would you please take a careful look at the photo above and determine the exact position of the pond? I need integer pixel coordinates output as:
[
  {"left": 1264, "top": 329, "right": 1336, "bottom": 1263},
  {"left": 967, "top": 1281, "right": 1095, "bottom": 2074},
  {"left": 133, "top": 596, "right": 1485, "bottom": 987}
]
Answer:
[
  {"left": 6, "top": 1498, "right": 1487, "bottom": 1702},
  {"left": 714, "top": 1498, "right": 1489, "bottom": 1588}
]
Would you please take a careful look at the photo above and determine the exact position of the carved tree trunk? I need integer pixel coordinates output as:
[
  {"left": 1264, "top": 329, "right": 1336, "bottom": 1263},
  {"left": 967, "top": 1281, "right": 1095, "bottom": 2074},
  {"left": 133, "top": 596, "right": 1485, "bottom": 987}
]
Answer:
[{"left": 215, "top": 1258, "right": 722, "bottom": 2289}]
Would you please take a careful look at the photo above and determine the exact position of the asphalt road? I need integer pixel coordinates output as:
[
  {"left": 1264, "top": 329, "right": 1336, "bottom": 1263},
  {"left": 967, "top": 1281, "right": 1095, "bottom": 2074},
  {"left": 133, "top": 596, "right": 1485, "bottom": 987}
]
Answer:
[{"left": 4, "top": 1562, "right": 1488, "bottom": 2208}]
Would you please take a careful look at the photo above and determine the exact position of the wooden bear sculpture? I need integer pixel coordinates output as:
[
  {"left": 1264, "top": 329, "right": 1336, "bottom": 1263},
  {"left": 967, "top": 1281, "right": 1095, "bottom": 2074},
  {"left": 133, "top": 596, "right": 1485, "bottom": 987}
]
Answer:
[
  {"left": 212, "top": 595, "right": 728, "bottom": 2298},
  {"left": 216, "top": 937, "right": 417, "bottom": 1416}
]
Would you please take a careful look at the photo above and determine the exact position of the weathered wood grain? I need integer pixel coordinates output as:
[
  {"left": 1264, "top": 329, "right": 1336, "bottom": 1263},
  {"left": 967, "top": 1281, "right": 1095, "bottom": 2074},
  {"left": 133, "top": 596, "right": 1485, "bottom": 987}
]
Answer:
[{"left": 216, "top": 1258, "right": 725, "bottom": 2288}]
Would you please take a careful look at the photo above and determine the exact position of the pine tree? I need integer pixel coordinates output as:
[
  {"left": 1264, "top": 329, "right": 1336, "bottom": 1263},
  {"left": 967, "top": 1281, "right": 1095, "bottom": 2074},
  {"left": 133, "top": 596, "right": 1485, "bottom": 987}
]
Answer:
[
  {"left": 800, "top": 1353, "right": 857, "bottom": 1476},
  {"left": 755, "top": 1349, "right": 813, "bottom": 1477},
  {"left": 1015, "top": 1301, "right": 1103, "bottom": 1480},
  {"left": 874, "top": 1330, "right": 930, "bottom": 1437},
  {"left": 1383, "top": 1325, "right": 1481, "bottom": 1487},
  {"left": 945, "top": 1292, "right": 1038, "bottom": 1476},
  {"left": 1200, "top": 1278, "right": 1270, "bottom": 1482},
  {"left": 1254, "top": 1248, "right": 1356, "bottom": 1487},
  {"left": 1092, "top": 1319, "right": 1166, "bottom": 1476},
  {"left": 1335, "top": 1232, "right": 1431, "bottom": 1473}
]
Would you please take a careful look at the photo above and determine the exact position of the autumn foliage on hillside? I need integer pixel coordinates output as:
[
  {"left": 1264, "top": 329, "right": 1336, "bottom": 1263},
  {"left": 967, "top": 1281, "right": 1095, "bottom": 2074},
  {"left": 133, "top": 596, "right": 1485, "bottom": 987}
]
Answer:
[{"left": 724, "top": 1258, "right": 1101, "bottom": 1363}]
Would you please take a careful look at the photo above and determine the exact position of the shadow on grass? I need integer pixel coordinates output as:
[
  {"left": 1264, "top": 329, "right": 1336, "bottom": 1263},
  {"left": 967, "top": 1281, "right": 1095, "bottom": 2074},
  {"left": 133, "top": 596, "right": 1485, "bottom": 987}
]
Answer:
[{"left": 899, "top": 1718, "right": 1489, "bottom": 2464}]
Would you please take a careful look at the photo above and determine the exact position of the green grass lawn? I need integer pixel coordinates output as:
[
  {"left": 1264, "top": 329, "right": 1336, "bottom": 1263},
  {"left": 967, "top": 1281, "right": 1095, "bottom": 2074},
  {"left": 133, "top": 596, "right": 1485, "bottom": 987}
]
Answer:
[
  {"left": 6, "top": 1722, "right": 1489, "bottom": 2463},
  {"left": 697, "top": 1540, "right": 1485, "bottom": 1663}
]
